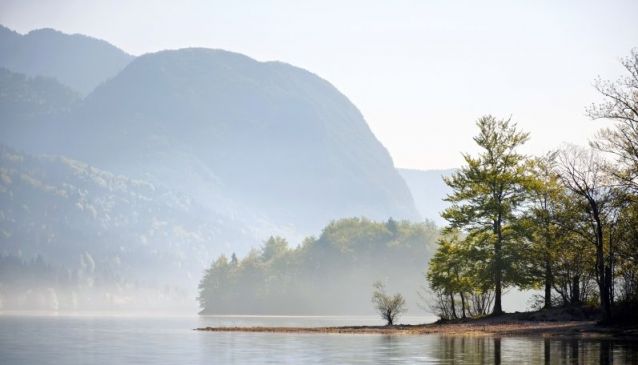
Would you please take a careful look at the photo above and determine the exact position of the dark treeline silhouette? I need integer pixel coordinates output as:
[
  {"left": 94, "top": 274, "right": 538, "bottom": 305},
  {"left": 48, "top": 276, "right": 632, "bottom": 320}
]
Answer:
[
  {"left": 427, "top": 49, "right": 638, "bottom": 323},
  {"left": 198, "top": 218, "right": 437, "bottom": 315}
]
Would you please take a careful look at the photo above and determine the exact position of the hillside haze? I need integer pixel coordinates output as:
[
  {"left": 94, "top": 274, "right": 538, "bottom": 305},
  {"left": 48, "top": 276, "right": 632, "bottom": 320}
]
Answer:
[
  {"left": 0, "top": 25, "right": 133, "bottom": 95},
  {"left": 64, "top": 48, "right": 419, "bottom": 232},
  {"left": 398, "top": 168, "right": 453, "bottom": 226},
  {"left": 0, "top": 68, "right": 79, "bottom": 154},
  {"left": 0, "top": 146, "right": 253, "bottom": 311},
  {"left": 0, "top": 29, "right": 424, "bottom": 311}
]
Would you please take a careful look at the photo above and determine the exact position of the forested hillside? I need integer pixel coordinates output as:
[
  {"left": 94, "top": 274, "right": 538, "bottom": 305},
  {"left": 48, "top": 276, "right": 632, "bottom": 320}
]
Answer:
[{"left": 0, "top": 146, "right": 254, "bottom": 310}]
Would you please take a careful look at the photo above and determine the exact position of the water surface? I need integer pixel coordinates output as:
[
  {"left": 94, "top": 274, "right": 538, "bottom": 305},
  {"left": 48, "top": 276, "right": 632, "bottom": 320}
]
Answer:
[{"left": 0, "top": 314, "right": 636, "bottom": 364}]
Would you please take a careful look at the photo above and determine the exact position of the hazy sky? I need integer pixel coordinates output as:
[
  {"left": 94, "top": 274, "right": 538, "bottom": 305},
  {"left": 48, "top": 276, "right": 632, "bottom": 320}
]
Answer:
[{"left": 1, "top": 0, "right": 637, "bottom": 169}]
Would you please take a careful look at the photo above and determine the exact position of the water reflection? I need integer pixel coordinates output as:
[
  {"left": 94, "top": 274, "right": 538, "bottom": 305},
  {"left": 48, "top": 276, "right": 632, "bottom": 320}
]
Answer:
[
  {"left": 433, "top": 335, "right": 638, "bottom": 364},
  {"left": 0, "top": 316, "right": 636, "bottom": 364}
]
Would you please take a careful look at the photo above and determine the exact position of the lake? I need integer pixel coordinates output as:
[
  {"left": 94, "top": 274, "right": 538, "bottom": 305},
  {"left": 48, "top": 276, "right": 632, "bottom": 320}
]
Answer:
[{"left": 0, "top": 314, "right": 636, "bottom": 364}]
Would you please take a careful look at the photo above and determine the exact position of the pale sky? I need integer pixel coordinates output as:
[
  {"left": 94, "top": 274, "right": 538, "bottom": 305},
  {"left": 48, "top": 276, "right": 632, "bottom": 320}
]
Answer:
[{"left": 1, "top": 0, "right": 637, "bottom": 169}]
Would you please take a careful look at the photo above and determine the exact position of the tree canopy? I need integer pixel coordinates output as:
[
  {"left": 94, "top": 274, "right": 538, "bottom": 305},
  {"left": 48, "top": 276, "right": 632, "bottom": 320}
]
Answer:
[
  {"left": 427, "top": 49, "right": 638, "bottom": 323},
  {"left": 198, "top": 218, "right": 438, "bottom": 315}
]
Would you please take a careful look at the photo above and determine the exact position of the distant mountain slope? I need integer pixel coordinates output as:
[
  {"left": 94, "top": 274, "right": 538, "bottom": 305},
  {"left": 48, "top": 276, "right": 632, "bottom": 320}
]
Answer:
[
  {"left": 398, "top": 168, "right": 454, "bottom": 226},
  {"left": 59, "top": 48, "right": 419, "bottom": 232},
  {"left": 0, "top": 25, "right": 133, "bottom": 95},
  {"left": 0, "top": 30, "right": 424, "bottom": 310},
  {"left": 0, "top": 68, "right": 78, "bottom": 114},
  {"left": 0, "top": 146, "right": 255, "bottom": 310},
  {"left": 0, "top": 68, "right": 78, "bottom": 153}
]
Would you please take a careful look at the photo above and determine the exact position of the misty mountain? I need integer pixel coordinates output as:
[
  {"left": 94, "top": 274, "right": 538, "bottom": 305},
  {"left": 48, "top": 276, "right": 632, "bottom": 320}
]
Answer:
[
  {"left": 0, "top": 68, "right": 78, "bottom": 114},
  {"left": 0, "top": 68, "right": 79, "bottom": 153},
  {"left": 0, "top": 146, "right": 257, "bottom": 310},
  {"left": 0, "top": 29, "right": 423, "bottom": 310},
  {"left": 0, "top": 25, "right": 133, "bottom": 95},
  {"left": 398, "top": 168, "right": 454, "bottom": 226},
  {"left": 58, "top": 48, "right": 419, "bottom": 232}
]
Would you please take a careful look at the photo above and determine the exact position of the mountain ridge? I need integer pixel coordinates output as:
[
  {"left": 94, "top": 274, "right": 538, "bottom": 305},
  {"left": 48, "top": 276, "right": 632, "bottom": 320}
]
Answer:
[
  {"left": 0, "top": 24, "right": 133, "bottom": 95},
  {"left": 62, "top": 47, "right": 420, "bottom": 233},
  {"left": 398, "top": 168, "right": 454, "bottom": 226},
  {"left": 0, "top": 28, "right": 426, "bottom": 310}
]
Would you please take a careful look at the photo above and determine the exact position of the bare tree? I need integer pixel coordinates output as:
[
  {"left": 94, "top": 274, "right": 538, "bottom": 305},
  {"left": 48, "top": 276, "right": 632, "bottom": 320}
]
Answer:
[
  {"left": 588, "top": 48, "right": 638, "bottom": 194},
  {"left": 371, "top": 281, "right": 406, "bottom": 326},
  {"left": 556, "top": 145, "right": 614, "bottom": 321}
]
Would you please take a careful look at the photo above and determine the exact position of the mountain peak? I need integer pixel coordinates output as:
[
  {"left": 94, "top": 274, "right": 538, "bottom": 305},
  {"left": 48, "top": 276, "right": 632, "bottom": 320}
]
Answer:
[
  {"left": 0, "top": 24, "right": 134, "bottom": 95},
  {"left": 70, "top": 46, "right": 419, "bottom": 230}
]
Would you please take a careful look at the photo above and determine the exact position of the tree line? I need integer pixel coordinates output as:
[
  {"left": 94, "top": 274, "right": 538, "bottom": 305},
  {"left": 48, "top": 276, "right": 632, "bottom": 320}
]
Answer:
[
  {"left": 427, "top": 49, "right": 638, "bottom": 323},
  {"left": 198, "top": 217, "right": 438, "bottom": 315}
]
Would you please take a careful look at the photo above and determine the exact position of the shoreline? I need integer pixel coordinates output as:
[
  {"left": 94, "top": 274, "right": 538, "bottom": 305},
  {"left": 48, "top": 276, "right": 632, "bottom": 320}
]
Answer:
[{"left": 196, "top": 315, "right": 638, "bottom": 338}]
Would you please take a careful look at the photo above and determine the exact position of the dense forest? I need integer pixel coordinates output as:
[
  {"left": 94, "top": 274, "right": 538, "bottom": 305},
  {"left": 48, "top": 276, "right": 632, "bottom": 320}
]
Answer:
[
  {"left": 427, "top": 49, "right": 638, "bottom": 323},
  {"left": 197, "top": 218, "right": 438, "bottom": 314}
]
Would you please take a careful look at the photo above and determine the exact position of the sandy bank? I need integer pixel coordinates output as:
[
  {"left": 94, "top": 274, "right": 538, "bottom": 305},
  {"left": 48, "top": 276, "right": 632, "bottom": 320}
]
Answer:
[{"left": 196, "top": 310, "right": 638, "bottom": 338}]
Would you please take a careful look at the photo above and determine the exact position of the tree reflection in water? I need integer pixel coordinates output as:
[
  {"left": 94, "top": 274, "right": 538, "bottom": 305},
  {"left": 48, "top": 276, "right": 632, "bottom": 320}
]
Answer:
[{"left": 433, "top": 335, "right": 636, "bottom": 364}]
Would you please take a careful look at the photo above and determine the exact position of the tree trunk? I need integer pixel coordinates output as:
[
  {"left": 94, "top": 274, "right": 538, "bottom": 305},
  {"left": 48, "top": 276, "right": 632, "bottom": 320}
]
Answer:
[
  {"left": 592, "top": 201, "right": 611, "bottom": 322},
  {"left": 449, "top": 292, "right": 457, "bottom": 319},
  {"left": 493, "top": 218, "right": 503, "bottom": 315},
  {"left": 608, "top": 228, "right": 615, "bottom": 307},
  {"left": 571, "top": 275, "right": 580, "bottom": 305},
  {"left": 605, "top": 265, "right": 613, "bottom": 309},
  {"left": 544, "top": 257, "right": 552, "bottom": 309},
  {"left": 544, "top": 227, "right": 553, "bottom": 309},
  {"left": 460, "top": 292, "right": 467, "bottom": 319}
]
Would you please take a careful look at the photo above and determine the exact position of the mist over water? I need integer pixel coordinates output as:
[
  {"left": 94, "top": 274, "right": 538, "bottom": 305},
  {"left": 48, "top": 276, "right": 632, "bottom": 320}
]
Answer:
[
  {"left": 1, "top": 2, "right": 637, "bottom": 363},
  {"left": 1, "top": 315, "right": 636, "bottom": 364}
]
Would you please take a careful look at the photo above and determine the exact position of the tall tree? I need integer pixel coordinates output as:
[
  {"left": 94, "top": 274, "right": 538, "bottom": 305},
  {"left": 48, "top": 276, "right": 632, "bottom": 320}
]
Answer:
[
  {"left": 556, "top": 145, "right": 614, "bottom": 321},
  {"left": 442, "top": 116, "right": 530, "bottom": 315},
  {"left": 525, "top": 153, "right": 565, "bottom": 309}
]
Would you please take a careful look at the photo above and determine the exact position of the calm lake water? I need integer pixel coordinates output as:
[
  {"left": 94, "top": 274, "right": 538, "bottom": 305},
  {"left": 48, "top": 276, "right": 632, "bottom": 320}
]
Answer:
[{"left": 0, "top": 314, "right": 636, "bottom": 364}]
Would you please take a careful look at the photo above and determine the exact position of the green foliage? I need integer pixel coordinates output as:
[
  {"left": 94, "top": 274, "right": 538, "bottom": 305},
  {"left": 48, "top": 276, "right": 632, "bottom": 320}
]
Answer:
[
  {"left": 198, "top": 218, "right": 438, "bottom": 314},
  {"left": 428, "top": 104, "right": 638, "bottom": 320},
  {"left": 440, "top": 115, "right": 530, "bottom": 314},
  {"left": 426, "top": 231, "right": 497, "bottom": 319},
  {"left": 427, "top": 52, "right": 638, "bottom": 320}
]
